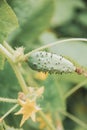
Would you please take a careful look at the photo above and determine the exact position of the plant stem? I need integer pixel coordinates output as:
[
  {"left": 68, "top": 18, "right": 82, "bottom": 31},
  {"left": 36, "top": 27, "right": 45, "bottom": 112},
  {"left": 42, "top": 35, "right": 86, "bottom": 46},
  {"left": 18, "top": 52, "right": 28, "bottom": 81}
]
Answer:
[
  {"left": 0, "top": 97, "right": 17, "bottom": 103},
  {"left": 38, "top": 111, "right": 56, "bottom": 130},
  {"left": 59, "top": 110, "right": 87, "bottom": 129},
  {"left": 11, "top": 65, "right": 56, "bottom": 130},
  {"left": 3, "top": 41, "right": 15, "bottom": 54},
  {"left": 0, "top": 44, "right": 14, "bottom": 62},
  {"left": 24, "top": 38, "right": 87, "bottom": 58},
  {"left": 64, "top": 80, "right": 87, "bottom": 99},
  {"left": 0, "top": 43, "right": 56, "bottom": 130},
  {"left": 12, "top": 67, "right": 56, "bottom": 130},
  {"left": 11, "top": 64, "right": 56, "bottom": 129},
  {"left": 10, "top": 64, "right": 29, "bottom": 94},
  {"left": 0, "top": 104, "right": 19, "bottom": 121},
  {"left": 0, "top": 43, "right": 28, "bottom": 94}
]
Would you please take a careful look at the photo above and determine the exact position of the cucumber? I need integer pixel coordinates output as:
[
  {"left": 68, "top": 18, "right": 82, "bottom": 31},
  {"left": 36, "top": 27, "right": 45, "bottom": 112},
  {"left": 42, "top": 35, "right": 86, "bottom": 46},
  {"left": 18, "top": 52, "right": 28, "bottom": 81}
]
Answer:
[{"left": 27, "top": 51, "right": 76, "bottom": 74}]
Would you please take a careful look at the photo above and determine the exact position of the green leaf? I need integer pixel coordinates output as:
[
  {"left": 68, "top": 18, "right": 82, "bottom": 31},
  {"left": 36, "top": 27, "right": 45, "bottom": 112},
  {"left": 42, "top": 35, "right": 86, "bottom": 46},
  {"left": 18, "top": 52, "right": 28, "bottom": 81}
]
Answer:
[
  {"left": 0, "top": 62, "right": 20, "bottom": 115},
  {"left": 0, "top": 0, "right": 18, "bottom": 42},
  {"left": 51, "top": 0, "right": 84, "bottom": 26},
  {"left": 78, "top": 12, "right": 87, "bottom": 26},
  {"left": 40, "top": 32, "right": 87, "bottom": 66},
  {"left": 50, "top": 41, "right": 87, "bottom": 66},
  {"left": 0, "top": 122, "right": 23, "bottom": 130},
  {"left": 74, "top": 126, "right": 87, "bottom": 130},
  {"left": 38, "top": 75, "right": 66, "bottom": 113},
  {"left": 7, "top": 0, "right": 54, "bottom": 47},
  {"left": 6, "top": 126, "right": 23, "bottom": 130}
]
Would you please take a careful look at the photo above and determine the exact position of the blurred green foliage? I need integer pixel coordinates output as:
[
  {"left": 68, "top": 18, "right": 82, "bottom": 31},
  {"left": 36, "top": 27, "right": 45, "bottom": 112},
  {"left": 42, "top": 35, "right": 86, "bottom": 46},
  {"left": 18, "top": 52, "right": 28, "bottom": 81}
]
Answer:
[
  {"left": 0, "top": 0, "right": 87, "bottom": 130},
  {"left": 7, "top": 0, "right": 54, "bottom": 51},
  {"left": 0, "top": 0, "right": 18, "bottom": 43},
  {"left": 0, "top": 0, "right": 18, "bottom": 72}
]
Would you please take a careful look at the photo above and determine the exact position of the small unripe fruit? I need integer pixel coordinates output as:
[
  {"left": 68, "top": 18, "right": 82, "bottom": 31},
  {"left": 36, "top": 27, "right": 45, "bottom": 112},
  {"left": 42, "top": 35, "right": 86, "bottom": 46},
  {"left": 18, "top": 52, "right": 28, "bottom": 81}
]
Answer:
[{"left": 27, "top": 51, "right": 76, "bottom": 74}]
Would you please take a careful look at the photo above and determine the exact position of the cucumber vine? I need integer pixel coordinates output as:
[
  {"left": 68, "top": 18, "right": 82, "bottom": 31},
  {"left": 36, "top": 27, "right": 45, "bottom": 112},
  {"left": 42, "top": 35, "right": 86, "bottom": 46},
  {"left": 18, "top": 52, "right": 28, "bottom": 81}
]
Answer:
[{"left": 0, "top": 38, "right": 87, "bottom": 130}]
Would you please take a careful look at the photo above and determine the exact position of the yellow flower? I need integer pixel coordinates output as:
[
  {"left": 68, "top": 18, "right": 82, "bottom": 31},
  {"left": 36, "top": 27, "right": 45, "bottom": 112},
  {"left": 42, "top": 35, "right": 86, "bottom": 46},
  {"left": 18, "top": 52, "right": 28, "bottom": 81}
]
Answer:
[
  {"left": 35, "top": 72, "right": 48, "bottom": 80},
  {"left": 15, "top": 99, "right": 40, "bottom": 126}
]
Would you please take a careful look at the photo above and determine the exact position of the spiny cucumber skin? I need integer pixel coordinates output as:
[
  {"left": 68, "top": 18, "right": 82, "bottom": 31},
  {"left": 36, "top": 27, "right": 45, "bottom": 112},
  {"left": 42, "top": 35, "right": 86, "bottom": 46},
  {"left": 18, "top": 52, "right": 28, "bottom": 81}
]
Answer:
[{"left": 27, "top": 51, "right": 76, "bottom": 74}]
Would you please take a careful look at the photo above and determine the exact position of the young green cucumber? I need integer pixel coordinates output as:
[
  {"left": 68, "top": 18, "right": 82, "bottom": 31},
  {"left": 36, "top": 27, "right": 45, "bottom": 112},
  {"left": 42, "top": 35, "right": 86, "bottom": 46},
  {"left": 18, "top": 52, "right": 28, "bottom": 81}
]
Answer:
[{"left": 27, "top": 51, "right": 76, "bottom": 74}]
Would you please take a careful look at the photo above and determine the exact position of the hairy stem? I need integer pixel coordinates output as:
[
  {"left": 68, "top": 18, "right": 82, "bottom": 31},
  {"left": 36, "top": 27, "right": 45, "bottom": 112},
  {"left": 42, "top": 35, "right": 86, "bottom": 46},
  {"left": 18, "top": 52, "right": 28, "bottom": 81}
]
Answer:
[
  {"left": 3, "top": 41, "right": 15, "bottom": 54},
  {"left": 38, "top": 111, "right": 56, "bottom": 130},
  {"left": 0, "top": 97, "right": 17, "bottom": 103},
  {"left": 11, "top": 65, "right": 56, "bottom": 129},
  {"left": 10, "top": 64, "right": 29, "bottom": 94},
  {"left": 25, "top": 38, "right": 87, "bottom": 58},
  {"left": 59, "top": 110, "right": 87, "bottom": 129},
  {"left": 0, "top": 44, "right": 14, "bottom": 62},
  {"left": 0, "top": 43, "right": 56, "bottom": 130},
  {"left": 64, "top": 79, "right": 87, "bottom": 99},
  {"left": 0, "top": 104, "right": 19, "bottom": 122}
]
